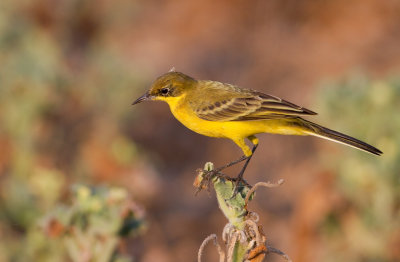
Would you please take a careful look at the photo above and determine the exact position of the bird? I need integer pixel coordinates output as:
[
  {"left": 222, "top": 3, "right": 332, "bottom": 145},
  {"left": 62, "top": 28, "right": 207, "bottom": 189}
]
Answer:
[{"left": 133, "top": 70, "right": 382, "bottom": 181}]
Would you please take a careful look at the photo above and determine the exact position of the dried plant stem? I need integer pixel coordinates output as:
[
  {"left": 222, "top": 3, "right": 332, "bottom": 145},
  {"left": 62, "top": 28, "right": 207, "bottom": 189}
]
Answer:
[
  {"left": 195, "top": 162, "right": 292, "bottom": 262},
  {"left": 266, "top": 246, "right": 293, "bottom": 262},
  {"left": 198, "top": 234, "right": 225, "bottom": 262},
  {"left": 244, "top": 180, "right": 285, "bottom": 209}
]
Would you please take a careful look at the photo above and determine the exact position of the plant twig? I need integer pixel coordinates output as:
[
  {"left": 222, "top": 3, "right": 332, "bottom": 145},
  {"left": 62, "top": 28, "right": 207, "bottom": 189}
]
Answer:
[
  {"left": 198, "top": 234, "right": 225, "bottom": 262},
  {"left": 244, "top": 180, "right": 285, "bottom": 209},
  {"left": 266, "top": 246, "right": 292, "bottom": 262},
  {"left": 196, "top": 162, "right": 290, "bottom": 262}
]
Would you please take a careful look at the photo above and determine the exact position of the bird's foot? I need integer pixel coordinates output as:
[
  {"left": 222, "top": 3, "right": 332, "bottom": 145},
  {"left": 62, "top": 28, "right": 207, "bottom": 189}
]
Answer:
[
  {"left": 194, "top": 152, "right": 254, "bottom": 196},
  {"left": 194, "top": 163, "right": 231, "bottom": 195},
  {"left": 229, "top": 175, "right": 251, "bottom": 199},
  {"left": 195, "top": 155, "right": 248, "bottom": 193}
]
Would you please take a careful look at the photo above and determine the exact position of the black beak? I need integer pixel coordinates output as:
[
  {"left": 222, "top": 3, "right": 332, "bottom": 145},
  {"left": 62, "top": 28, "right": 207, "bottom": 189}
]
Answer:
[{"left": 132, "top": 92, "right": 151, "bottom": 105}]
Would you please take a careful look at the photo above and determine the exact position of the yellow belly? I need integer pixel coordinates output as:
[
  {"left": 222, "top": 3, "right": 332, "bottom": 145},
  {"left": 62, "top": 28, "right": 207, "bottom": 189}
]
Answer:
[{"left": 168, "top": 98, "right": 305, "bottom": 140}]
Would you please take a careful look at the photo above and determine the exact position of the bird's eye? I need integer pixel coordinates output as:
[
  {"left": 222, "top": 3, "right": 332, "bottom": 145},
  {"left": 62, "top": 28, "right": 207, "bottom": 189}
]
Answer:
[{"left": 161, "top": 88, "right": 170, "bottom": 95}]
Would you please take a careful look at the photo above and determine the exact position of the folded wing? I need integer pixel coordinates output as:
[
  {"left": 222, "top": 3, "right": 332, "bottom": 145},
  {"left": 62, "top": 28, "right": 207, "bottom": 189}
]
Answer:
[{"left": 192, "top": 83, "right": 316, "bottom": 122}]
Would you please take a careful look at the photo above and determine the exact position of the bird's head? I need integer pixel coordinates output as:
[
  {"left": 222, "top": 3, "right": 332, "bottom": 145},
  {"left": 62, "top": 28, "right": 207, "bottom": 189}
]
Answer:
[{"left": 132, "top": 71, "right": 197, "bottom": 105}]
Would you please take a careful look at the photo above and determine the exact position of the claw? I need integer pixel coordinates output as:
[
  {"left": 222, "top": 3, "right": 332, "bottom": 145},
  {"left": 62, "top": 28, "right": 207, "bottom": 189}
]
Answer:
[{"left": 229, "top": 177, "right": 251, "bottom": 199}]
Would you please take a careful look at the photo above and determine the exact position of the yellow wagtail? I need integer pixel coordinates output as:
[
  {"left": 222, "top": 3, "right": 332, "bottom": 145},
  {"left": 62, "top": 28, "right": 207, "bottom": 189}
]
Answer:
[{"left": 133, "top": 70, "right": 382, "bottom": 180}]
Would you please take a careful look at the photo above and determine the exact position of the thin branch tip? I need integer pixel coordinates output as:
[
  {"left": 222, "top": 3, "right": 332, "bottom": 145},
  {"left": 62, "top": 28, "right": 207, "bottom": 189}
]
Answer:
[
  {"left": 244, "top": 179, "right": 285, "bottom": 208},
  {"left": 198, "top": 234, "right": 225, "bottom": 262},
  {"left": 267, "top": 245, "right": 293, "bottom": 262}
]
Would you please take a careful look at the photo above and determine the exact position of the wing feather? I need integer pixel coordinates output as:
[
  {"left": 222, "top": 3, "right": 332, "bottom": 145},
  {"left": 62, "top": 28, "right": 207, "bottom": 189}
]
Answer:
[{"left": 192, "top": 81, "right": 316, "bottom": 122}]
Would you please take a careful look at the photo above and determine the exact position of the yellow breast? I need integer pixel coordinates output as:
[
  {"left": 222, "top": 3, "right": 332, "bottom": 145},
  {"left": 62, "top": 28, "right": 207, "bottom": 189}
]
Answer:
[
  {"left": 155, "top": 95, "right": 306, "bottom": 142},
  {"left": 157, "top": 96, "right": 269, "bottom": 139}
]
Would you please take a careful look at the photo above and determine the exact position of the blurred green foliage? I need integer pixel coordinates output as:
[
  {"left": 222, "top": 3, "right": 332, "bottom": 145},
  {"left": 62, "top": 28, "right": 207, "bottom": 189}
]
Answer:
[
  {"left": 0, "top": 2, "right": 147, "bottom": 261},
  {"left": 316, "top": 75, "right": 400, "bottom": 262},
  {"left": 41, "top": 185, "right": 146, "bottom": 262}
]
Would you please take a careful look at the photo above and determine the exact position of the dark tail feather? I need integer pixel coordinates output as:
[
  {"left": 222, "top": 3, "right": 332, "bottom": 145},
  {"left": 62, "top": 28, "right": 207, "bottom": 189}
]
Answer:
[{"left": 302, "top": 120, "right": 383, "bottom": 156}]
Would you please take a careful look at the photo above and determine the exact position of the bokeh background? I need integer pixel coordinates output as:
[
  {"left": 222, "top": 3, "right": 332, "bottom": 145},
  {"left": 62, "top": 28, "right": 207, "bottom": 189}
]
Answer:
[{"left": 1, "top": 0, "right": 400, "bottom": 261}]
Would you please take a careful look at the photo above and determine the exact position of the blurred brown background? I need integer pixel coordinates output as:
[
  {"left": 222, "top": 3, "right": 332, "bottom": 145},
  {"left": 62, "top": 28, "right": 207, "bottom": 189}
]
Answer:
[{"left": 1, "top": 0, "right": 400, "bottom": 261}]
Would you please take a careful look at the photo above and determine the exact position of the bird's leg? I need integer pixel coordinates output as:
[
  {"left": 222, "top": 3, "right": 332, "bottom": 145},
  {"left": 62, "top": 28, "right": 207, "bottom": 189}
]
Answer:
[
  {"left": 213, "top": 155, "right": 248, "bottom": 173},
  {"left": 235, "top": 135, "right": 259, "bottom": 180},
  {"left": 236, "top": 143, "right": 258, "bottom": 181},
  {"left": 202, "top": 154, "right": 247, "bottom": 185},
  {"left": 229, "top": 143, "right": 258, "bottom": 196},
  {"left": 206, "top": 136, "right": 258, "bottom": 192},
  {"left": 230, "top": 135, "right": 259, "bottom": 197},
  {"left": 210, "top": 138, "right": 256, "bottom": 174}
]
